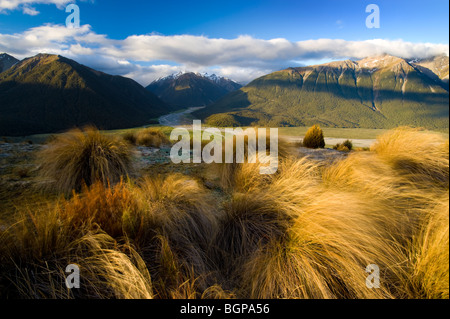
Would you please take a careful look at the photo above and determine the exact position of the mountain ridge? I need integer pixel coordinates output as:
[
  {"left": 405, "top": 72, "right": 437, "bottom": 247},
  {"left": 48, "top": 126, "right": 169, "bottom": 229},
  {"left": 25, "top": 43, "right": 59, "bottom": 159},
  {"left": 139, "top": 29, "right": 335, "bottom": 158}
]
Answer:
[
  {"left": 194, "top": 54, "right": 449, "bottom": 130},
  {"left": 0, "top": 53, "right": 173, "bottom": 136},
  {"left": 146, "top": 71, "right": 242, "bottom": 108}
]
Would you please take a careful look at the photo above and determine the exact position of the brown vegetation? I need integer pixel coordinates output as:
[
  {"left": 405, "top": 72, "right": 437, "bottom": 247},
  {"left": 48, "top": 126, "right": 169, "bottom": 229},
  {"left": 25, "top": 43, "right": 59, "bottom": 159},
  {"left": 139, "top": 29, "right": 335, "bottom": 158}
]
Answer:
[{"left": 0, "top": 127, "right": 448, "bottom": 299}]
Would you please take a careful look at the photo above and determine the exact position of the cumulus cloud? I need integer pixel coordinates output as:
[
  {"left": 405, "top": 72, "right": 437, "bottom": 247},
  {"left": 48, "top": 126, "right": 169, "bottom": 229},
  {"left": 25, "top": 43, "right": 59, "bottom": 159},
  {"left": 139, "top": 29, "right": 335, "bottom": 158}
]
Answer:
[
  {"left": 0, "top": 0, "right": 73, "bottom": 13},
  {"left": 0, "top": 23, "right": 448, "bottom": 85}
]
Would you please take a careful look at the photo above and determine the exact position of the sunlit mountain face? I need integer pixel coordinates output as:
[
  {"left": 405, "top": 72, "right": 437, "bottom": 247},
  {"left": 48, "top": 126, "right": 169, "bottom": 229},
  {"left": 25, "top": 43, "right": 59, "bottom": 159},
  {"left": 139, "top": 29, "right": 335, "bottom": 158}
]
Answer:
[{"left": 195, "top": 54, "right": 449, "bottom": 130}]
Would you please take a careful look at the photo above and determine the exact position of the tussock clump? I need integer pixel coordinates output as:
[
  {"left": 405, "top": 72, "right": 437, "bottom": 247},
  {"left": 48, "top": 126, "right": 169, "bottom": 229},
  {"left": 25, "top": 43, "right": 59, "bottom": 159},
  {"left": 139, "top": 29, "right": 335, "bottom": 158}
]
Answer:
[
  {"left": 212, "top": 131, "right": 292, "bottom": 191},
  {"left": 0, "top": 207, "right": 152, "bottom": 299},
  {"left": 213, "top": 192, "right": 292, "bottom": 279},
  {"left": 213, "top": 158, "right": 320, "bottom": 295},
  {"left": 122, "top": 131, "right": 137, "bottom": 145},
  {"left": 37, "top": 126, "right": 133, "bottom": 195},
  {"left": 219, "top": 151, "right": 446, "bottom": 298},
  {"left": 135, "top": 127, "right": 171, "bottom": 148},
  {"left": 370, "top": 127, "right": 449, "bottom": 186},
  {"left": 122, "top": 174, "right": 220, "bottom": 297},
  {"left": 2, "top": 126, "right": 448, "bottom": 299},
  {"left": 218, "top": 154, "right": 278, "bottom": 193},
  {"left": 72, "top": 234, "right": 154, "bottom": 299},
  {"left": 237, "top": 164, "right": 409, "bottom": 299},
  {"left": 131, "top": 174, "right": 218, "bottom": 247},
  {"left": 409, "top": 195, "right": 449, "bottom": 299},
  {"left": 302, "top": 125, "right": 325, "bottom": 149},
  {"left": 62, "top": 180, "right": 139, "bottom": 238}
]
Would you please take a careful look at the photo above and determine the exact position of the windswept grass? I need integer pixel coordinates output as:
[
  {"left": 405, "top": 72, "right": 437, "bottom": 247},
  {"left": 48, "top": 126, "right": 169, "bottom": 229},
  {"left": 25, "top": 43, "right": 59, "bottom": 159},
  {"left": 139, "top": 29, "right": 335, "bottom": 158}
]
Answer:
[
  {"left": 37, "top": 126, "right": 133, "bottom": 195},
  {"left": 211, "top": 131, "right": 292, "bottom": 191},
  {"left": 125, "top": 174, "right": 220, "bottom": 297},
  {"left": 209, "top": 128, "right": 448, "bottom": 299},
  {"left": 0, "top": 174, "right": 222, "bottom": 299},
  {"left": 62, "top": 180, "right": 138, "bottom": 238},
  {"left": 370, "top": 127, "right": 449, "bottom": 186},
  {"left": 0, "top": 126, "right": 448, "bottom": 299},
  {"left": 0, "top": 206, "right": 153, "bottom": 299},
  {"left": 409, "top": 195, "right": 449, "bottom": 299}
]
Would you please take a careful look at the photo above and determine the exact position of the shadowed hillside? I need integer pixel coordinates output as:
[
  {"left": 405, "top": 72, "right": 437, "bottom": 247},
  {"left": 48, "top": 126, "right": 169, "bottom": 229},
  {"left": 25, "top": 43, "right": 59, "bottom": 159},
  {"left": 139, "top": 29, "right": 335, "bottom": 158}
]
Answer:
[
  {"left": 0, "top": 53, "right": 19, "bottom": 73},
  {"left": 0, "top": 54, "right": 174, "bottom": 136}
]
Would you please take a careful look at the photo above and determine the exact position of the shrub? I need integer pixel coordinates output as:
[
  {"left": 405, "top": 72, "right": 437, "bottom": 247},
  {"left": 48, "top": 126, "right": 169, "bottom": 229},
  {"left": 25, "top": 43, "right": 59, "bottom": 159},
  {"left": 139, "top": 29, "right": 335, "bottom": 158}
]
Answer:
[
  {"left": 302, "top": 125, "right": 325, "bottom": 149},
  {"left": 37, "top": 126, "right": 133, "bottom": 195},
  {"left": 333, "top": 140, "right": 353, "bottom": 152}
]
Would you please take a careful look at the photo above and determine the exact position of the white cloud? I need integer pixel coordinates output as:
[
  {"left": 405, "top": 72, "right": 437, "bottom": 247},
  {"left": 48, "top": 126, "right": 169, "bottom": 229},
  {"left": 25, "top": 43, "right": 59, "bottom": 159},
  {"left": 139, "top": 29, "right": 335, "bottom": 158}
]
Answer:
[
  {"left": 0, "top": 0, "right": 75, "bottom": 14},
  {"left": 22, "top": 5, "right": 39, "bottom": 15},
  {"left": 0, "top": 23, "right": 448, "bottom": 85}
]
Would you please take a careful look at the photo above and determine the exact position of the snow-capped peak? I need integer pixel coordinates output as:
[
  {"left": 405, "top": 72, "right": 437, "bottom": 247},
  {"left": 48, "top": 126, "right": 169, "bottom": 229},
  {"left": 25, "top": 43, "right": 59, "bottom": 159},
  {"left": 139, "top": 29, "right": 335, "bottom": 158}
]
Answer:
[
  {"left": 155, "top": 71, "right": 184, "bottom": 82},
  {"left": 153, "top": 71, "right": 237, "bottom": 84}
]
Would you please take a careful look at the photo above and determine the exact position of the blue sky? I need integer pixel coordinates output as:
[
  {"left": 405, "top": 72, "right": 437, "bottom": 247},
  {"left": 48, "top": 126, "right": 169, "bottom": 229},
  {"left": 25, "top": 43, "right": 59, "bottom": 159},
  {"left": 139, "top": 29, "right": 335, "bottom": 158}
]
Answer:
[{"left": 0, "top": 0, "right": 449, "bottom": 84}]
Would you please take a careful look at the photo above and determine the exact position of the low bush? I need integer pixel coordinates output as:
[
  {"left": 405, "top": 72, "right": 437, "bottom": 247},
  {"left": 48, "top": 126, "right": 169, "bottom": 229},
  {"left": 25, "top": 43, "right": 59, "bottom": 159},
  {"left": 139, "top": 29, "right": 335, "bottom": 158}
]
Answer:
[{"left": 302, "top": 125, "right": 325, "bottom": 149}]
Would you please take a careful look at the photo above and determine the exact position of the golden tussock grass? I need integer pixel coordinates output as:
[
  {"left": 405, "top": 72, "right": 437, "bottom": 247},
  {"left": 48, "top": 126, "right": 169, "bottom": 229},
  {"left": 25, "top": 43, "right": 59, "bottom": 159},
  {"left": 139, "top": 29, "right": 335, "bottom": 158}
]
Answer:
[
  {"left": 408, "top": 195, "right": 449, "bottom": 299},
  {"left": 0, "top": 206, "right": 152, "bottom": 299},
  {"left": 135, "top": 127, "right": 171, "bottom": 148},
  {"left": 213, "top": 192, "right": 292, "bottom": 280},
  {"left": 0, "top": 174, "right": 223, "bottom": 299},
  {"left": 218, "top": 157, "right": 403, "bottom": 298},
  {"left": 211, "top": 133, "right": 292, "bottom": 192},
  {"left": 212, "top": 128, "right": 448, "bottom": 299},
  {"left": 124, "top": 174, "right": 220, "bottom": 297},
  {"left": 37, "top": 126, "right": 133, "bottom": 195},
  {"left": 0, "top": 126, "right": 448, "bottom": 299},
  {"left": 62, "top": 180, "right": 139, "bottom": 238},
  {"left": 370, "top": 127, "right": 449, "bottom": 186}
]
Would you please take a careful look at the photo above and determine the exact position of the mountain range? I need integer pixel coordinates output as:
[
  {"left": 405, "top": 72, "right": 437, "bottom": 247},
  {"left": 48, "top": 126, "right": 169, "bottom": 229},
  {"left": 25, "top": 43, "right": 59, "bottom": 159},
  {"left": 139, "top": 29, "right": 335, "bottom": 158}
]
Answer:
[
  {"left": 0, "top": 52, "right": 448, "bottom": 136},
  {"left": 146, "top": 72, "right": 242, "bottom": 108},
  {"left": 0, "top": 53, "right": 173, "bottom": 136},
  {"left": 194, "top": 54, "right": 449, "bottom": 130}
]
